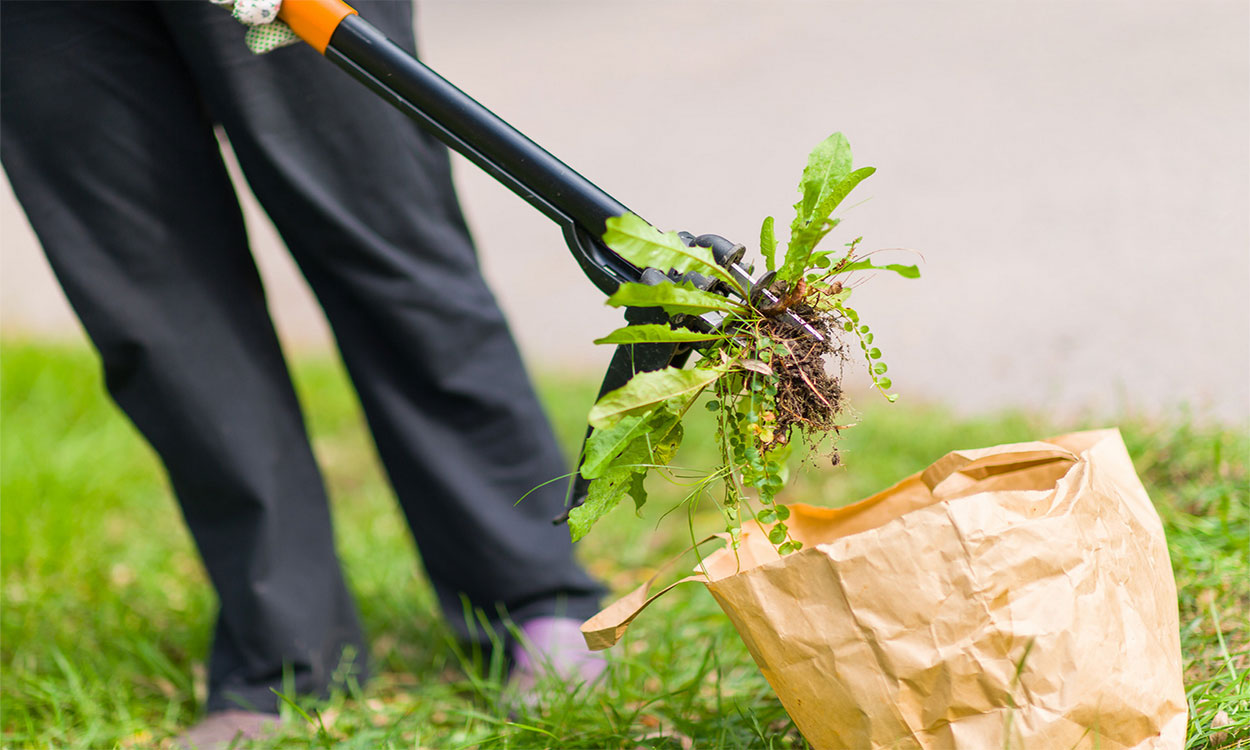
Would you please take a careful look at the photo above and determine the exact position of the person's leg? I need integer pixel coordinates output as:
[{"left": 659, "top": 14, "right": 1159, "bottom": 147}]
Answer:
[
  {"left": 0, "top": 1, "right": 365, "bottom": 713},
  {"left": 156, "top": 0, "right": 605, "bottom": 646}
]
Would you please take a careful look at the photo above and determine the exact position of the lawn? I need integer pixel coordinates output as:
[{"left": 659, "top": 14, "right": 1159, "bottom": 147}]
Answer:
[{"left": 2, "top": 341, "right": 1246, "bottom": 749}]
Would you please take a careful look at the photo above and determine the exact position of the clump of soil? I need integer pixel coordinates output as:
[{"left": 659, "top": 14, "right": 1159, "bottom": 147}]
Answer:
[
  {"left": 760, "top": 316, "right": 845, "bottom": 440},
  {"left": 741, "top": 273, "right": 851, "bottom": 473}
]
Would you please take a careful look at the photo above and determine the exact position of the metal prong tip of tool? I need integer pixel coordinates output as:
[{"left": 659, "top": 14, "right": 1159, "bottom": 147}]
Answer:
[{"left": 727, "top": 262, "right": 825, "bottom": 343}]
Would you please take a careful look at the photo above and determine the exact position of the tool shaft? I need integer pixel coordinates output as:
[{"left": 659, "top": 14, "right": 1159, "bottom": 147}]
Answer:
[{"left": 325, "top": 16, "right": 629, "bottom": 238}]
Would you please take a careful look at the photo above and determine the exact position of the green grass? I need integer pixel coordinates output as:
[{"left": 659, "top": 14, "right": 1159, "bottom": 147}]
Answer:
[{"left": 2, "top": 341, "right": 1246, "bottom": 749}]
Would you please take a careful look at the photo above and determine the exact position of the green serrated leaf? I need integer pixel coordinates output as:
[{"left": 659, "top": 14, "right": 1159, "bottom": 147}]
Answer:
[
  {"left": 778, "top": 218, "right": 840, "bottom": 282},
  {"left": 784, "top": 167, "right": 875, "bottom": 275},
  {"left": 838, "top": 258, "right": 921, "bottom": 279},
  {"left": 603, "top": 213, "right": 739, "bottom": 289},
  {"left": 592, "top": 323, "right": 725, "bottom": 346},
  {"left": 570, "top": 429, "right": 660, "bottom": 540},
  {"left": 760, "top": 216, "right": 777, "bottom": 273},
  {"left": 796, "top": 132, "right": 853, "bottom": 223},
  {"left": 808, "top": 166, "right": 874, "bottom": 227},
  {"left": 778, "top": 132, "right": 875, "bottom": 282},
  {"left": 648, "top": 414, "right": 684, "bottom": 465},
  {"left": 605, "top": 281, "right": 747, "bottom": 316},
  {"left": 580, "top": 414, "right": 649, "bottom": 480},
  {"left": 568, "top": 467, "right": 632, "bottom": 542},
  {"left": 588, "top": 366, "right": 723, "bottom": 429}
]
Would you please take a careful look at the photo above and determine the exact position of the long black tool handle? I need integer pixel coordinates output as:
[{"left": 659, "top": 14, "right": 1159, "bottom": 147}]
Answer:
[{"left": 320, "top": 15, "right": 641, "bottom": 293}]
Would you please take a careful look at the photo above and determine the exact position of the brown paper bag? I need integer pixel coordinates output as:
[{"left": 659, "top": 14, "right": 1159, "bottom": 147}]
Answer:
[{"left": 583, "top": 429, "right": 1187, "bottom": 749}]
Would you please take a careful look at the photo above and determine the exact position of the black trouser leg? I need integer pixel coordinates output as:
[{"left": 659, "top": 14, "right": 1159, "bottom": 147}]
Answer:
[
  {"left": 155, "top": 0, "right": 605, "bottom": 645},
  {"left": 1, "top": 1, "right": 365, "bottom": 713}
]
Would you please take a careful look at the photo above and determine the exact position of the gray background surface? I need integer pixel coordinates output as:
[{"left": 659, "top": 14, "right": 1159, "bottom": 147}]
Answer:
[{"left": 3, "top": 0, "right": 1246, "bottom": 420}]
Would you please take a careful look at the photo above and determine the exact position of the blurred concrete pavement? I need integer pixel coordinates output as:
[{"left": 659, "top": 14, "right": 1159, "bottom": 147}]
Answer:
[{"left": 2, "top": 0, "right": 1246, "bottom": 420}]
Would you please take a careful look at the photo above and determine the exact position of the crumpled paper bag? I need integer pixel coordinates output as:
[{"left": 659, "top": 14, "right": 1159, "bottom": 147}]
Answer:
[{"left": 583, "top": 429, "right": 1186, "bottom": 749}]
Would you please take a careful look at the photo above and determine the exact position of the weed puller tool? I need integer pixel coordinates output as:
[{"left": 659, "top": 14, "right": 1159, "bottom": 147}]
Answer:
[{"left": 277, "top": 0, "right": 822, "bottom": 520}]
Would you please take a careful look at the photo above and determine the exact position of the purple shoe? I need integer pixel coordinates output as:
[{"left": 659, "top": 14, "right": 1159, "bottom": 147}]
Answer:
[
  {"left": 508, "top": 616, "right": 607, "bottom": 697},
  {"left": 172, "top": 710, "right": 280, "bottom": 749}
]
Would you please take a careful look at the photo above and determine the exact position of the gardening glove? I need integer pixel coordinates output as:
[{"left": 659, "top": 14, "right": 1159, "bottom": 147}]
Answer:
[{"left": 211, "top": 0, "right": 300, "bottom": 54}]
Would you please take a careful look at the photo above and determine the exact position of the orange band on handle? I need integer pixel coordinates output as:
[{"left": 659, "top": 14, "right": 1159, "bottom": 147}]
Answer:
[{"left": 278, "top": 0, "right": 357, "bottom": 54}]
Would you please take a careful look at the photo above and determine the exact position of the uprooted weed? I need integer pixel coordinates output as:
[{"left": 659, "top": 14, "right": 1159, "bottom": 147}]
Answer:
[{"left": 571, "top": 132, "right": 915, "bottom": 552}]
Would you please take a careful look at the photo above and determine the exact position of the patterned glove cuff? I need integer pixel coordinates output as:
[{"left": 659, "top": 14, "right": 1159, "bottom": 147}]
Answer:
[{"left": 210, "top": 0, "right": 301, "bottom": 54}]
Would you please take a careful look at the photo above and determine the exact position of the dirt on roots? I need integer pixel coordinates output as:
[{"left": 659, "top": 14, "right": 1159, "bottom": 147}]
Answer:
[{"left": 757, "top": 311, "right": 847, "bottom": 455}]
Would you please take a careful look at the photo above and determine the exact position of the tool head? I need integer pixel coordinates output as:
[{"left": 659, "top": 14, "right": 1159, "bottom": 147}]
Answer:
[{"left": 680, "top": 232, "right": 825, "bottom": 343}]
